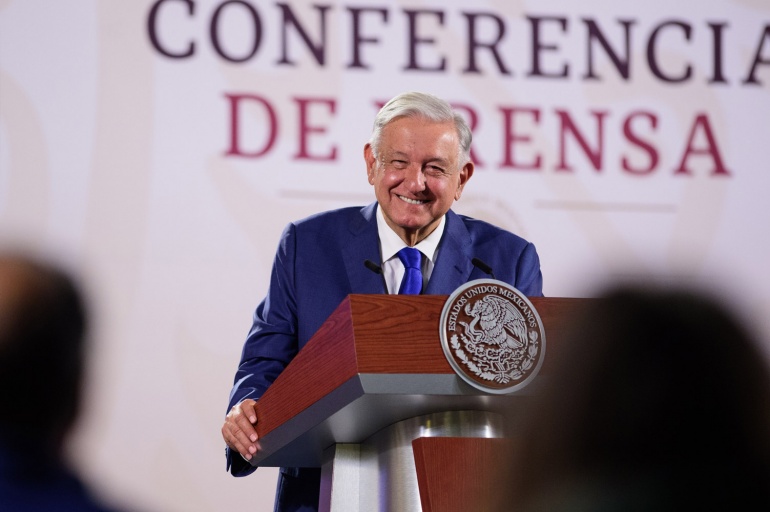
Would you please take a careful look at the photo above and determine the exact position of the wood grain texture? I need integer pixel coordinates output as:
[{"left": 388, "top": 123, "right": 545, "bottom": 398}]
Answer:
[
  {"left": 349, "top": 294, "right": 452, "bottom": 374},
  {"left": 255, "top": 298, "right": 360, "bottom": 437},
  {"left": 413, "top": 437, "right": 512, "bottom": 512}
]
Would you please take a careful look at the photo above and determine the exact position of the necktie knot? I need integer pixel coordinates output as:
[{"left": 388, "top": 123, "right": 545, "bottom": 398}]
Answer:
[
  {"left": 397, "top": 247, "right": 422, "bottom": 295},
  {"left": 397, "top": 247, "right": 421, "bottom": 269}
]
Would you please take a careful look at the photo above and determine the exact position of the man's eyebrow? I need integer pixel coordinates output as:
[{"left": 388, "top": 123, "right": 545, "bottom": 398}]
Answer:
[{"left": 382, "top": 151, "right": 409, "bottom": 159}]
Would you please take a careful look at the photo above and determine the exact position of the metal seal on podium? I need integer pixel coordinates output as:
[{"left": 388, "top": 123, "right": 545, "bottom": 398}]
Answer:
[{"left": 439, "top": 279, "right": 546, "bottom": 394}]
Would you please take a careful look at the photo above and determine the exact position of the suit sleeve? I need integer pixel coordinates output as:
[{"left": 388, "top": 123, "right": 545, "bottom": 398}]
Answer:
[
  {"left": 225, "top": 223, "right": 300, "bottom": 476},
  {"left": 514, "top": 242, "right": 544, "bottom": 297}
]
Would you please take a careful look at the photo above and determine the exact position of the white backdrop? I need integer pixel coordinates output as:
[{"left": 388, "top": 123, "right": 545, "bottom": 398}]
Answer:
[{"left": 1, "top": 1, "right": 769, "bottom": 511}]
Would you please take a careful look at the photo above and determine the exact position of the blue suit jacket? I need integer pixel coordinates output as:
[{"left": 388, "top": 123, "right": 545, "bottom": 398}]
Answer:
[{"left": 226, "top": 203, "right": 543, "bottom": 511}]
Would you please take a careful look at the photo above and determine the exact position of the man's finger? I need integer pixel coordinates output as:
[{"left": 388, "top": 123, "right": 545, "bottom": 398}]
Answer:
[
  {"left": 231, "top": 410, "right": 258, "bottom": 442},
  {"left": 240, "top": 399, "right": 258, "bottom": 424},
  {"left": 222, "top": 422, "right": 260, "bottom": 459}
]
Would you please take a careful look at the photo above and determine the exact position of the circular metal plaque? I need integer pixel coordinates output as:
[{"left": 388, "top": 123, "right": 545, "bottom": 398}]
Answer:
[{"left": 439, "top": 279, "right": 546, "bottom": 394}]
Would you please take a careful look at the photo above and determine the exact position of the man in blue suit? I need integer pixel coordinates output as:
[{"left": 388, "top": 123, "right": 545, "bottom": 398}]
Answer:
[{"left": 221, "top": 91, "right": 544, "bottom": 511}]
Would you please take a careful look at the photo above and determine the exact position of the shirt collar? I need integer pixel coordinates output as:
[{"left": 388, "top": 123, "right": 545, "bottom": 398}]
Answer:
[{"left": 376, "top": 204, "right": 445, "bottom": 264}]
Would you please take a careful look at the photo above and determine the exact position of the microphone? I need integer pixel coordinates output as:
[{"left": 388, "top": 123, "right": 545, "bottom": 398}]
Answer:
[
  {"left": 471, "top": 257, "right": 496, "bottom": 279},
  {"left": 363, "top": 259, "right": 383, "bottom": 275},
  {"left": 364, "top": 259, "right": 388, "bottom": 293}
]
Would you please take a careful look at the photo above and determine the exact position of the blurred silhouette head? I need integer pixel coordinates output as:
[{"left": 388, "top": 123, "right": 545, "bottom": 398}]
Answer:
[
  {"left": 0, "top": 252, "right": 87, "bottom": 457},
  {"left": 507, "top": 284, "right": 770, "bottom": 511}
]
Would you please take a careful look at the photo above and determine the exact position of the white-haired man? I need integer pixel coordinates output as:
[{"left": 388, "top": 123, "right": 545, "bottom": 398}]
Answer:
[{"left": 221, "top": 91, "right": 544, "bottom": 512}]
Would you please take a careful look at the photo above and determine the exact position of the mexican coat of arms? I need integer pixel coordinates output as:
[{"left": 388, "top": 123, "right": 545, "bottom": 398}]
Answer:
[{"left": 439, "top": 279, "right": 546, "bottom": 394}]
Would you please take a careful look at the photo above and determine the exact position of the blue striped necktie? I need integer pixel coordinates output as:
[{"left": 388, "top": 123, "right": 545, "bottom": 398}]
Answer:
[{"left": 397, "top": 247, "right": 422, "bottom": 295}]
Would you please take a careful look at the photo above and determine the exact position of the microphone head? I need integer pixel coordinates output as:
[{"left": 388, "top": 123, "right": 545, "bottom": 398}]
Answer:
[
  {"left": 364, "top": 259, "right": 383, "bottom": 275},
  {"left": 471, "top": 257, "right": 496, "bottom": 279}
]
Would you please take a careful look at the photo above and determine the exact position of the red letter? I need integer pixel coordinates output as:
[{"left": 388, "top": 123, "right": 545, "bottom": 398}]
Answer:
[
  {"left": 294, "top": 97, "right": 337, "bottom": 161},
  {"left": 674, "top": 114, "right": 730, "bottom": 176},
  {"left": 224, "top": 93, "right": 278, "bottom": 157},
  {"left": 499, "top": 107, "right": 542, "bottom": 170},
  {"left": 622, "top": 111, "right": 659, "bottom": 174},
  {"left": 555, "top": 109, "right": 607, "bottom": 172}
]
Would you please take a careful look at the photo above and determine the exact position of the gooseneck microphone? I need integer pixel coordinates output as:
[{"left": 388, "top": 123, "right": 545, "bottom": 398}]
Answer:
[{"left": 471, "top": 257, "right": 496, "bottom": 280}]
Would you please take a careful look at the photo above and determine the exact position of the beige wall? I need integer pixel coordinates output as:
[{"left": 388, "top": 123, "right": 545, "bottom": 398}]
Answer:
[{"left": 2, "top": 1, "right": 769, "bottom": 510}]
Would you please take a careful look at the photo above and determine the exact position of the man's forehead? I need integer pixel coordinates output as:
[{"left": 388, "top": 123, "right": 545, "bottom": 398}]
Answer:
[
  {"left": 382, "top": 116, "right": 457, "bottom": 135},
  {"left": 379, "top": 122, "right": 459, "bottom": 157}
]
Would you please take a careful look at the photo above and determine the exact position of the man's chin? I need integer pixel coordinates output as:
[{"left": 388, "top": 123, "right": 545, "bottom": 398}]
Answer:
[
  {"left": 394, "top": 214, "right": 430, "bottom": 228},
  {"left": 396, "top": 218, "right": 440, "bottom": 234}
]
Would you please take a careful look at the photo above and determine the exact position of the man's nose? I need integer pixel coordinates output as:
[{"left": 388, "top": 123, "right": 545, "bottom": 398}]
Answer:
[{"left": 403, "top": 164, "right": 426, "bottom": 191}]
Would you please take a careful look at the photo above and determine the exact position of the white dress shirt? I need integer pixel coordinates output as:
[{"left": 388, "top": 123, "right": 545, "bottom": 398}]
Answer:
[{"left": 376, "top": 205, "right": 445, "bottom": 294}]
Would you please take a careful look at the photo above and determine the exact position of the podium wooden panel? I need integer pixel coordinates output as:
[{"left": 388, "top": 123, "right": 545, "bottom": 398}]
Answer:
[{"left": 412, "top": 437, "right": 513, "bottom": 512}]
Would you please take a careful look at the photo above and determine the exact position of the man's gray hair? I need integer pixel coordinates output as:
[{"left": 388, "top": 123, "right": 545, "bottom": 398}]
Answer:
[{"left": 369, "top": 91, "right": 472, "bottom": 165}]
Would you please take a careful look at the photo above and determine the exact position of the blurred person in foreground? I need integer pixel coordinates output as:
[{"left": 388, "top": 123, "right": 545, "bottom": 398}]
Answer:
[
  {"left": 497, "top": 284, "right": 770, "bottom": 512},
  {"left": 221, "top": 91, "right": 544, "bottom": 511},
  {"left": 0, "top": 251, "right": 123, "bottom": 512}
]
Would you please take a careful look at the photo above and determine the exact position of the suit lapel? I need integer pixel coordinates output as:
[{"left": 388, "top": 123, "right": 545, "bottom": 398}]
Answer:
[
  {"left": 425, "top": 210, "right": 474, "bottom": 295},
  {"left": 340, "top": 206, "right": 473, "bottom": 296},
  {"left": 341, "top": 203, "right": 387, "bottom": 294}
]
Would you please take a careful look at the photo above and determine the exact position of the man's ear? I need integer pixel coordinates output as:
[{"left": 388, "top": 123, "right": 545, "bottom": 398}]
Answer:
[
  {"left": 364, "top": 143, "right": 377, "bottom": 185},
  {"left": 455, "top": 161, "right": 475, "bottom": 200}
]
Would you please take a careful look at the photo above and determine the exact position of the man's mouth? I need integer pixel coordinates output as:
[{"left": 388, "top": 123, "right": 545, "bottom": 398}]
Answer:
[{"left": 398, "top": 195, "right": 428, "bottom": 205}]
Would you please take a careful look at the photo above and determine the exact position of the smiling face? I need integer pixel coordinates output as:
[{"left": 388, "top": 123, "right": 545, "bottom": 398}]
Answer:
[{"left": 365, "top": 116, "right": 474, "bottom": 246}]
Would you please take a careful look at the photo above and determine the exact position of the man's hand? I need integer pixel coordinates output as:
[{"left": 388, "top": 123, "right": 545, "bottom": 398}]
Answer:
[{"left": 222, "top": 399, "right": 260, "bottom": 461}]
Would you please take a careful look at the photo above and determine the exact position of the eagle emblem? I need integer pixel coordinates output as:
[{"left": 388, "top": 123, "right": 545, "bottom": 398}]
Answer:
[
  {"left": 440, "top": 279, "right": 545, "bottom": 394},
  {"left": 461, "top": 295, "right": 528, "bottom": 349}
]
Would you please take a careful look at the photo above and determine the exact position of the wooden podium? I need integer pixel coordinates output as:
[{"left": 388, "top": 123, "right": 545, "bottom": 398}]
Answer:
[{"left": 249, "top": 294, "right": 584, "bottom": 511}]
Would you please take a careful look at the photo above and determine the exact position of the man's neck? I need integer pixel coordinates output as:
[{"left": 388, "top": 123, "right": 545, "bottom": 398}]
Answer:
[{"left": 385, "top": 219, "right": 440, "bottom": 247}]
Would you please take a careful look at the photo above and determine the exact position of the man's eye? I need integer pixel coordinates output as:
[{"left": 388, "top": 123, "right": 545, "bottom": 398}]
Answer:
[
  {"left": 391, "top": 160, "right": 408, "bottom": 169},
  {"left": 425, "top": 166, "right": 446, "bottom": 176}
]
